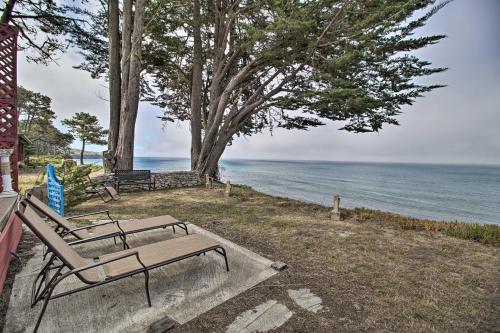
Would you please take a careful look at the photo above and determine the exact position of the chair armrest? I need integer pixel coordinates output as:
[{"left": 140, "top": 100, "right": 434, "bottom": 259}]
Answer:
[
  {"left": 67, "top": 231, "right": 122, "bottom": 246},
  {"left": 61, "top": 220, "right": 120, "bottom": 237},
  {"left": 70, "top": 250, "right": 140, "bottom": 274},
  {"left": 66, "top": 210, "right": 112, "bottom": 220}
]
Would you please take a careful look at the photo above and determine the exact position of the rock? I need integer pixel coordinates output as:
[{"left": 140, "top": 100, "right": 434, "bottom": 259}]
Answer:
[
  {"left": 226, "top": 300, "right": 293, "bottom": 333},
  {"left": 337, "top": 231, "right": 355, "bottom": 238},
  {"left": 271, "top": 261, "right": 288, "bottom": 271},
  {"left": 147, "top": 316, "right": 176, "bottom": 333},
  {"left": 287, "top": 288, "right": 323, "bottom": 313}
]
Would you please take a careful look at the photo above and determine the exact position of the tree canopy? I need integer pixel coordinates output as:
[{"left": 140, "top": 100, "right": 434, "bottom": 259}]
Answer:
[
  {"left": 75, "top": 0, "right": 449, "bottom": 176},
  {"left": 0, "top": 0, "right": 95, "bottom": 64},
  {"left": 18, "top": 86, "right": 74, "bottom": 155},
  {"left": 62, "top": 112, "right": 107, "bottom": 164}
]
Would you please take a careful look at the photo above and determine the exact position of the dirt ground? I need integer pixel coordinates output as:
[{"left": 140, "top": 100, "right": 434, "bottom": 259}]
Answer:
[{"left": 59, "top": 185, "right": 499, "bottom": 333}]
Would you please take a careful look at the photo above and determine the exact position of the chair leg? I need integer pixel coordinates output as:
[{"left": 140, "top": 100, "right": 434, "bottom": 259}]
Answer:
[
  {"left": 180, "top": 222, "right": 189, "bottom": 235},
  {"left": 33, "top": 277, "right": 59, "bottom": 333},
  {"left": 144, "top": 270, "right": 152, "bottom": 307},
  {"left": 220, "top": 247, "right": 230, "bottom": 272},
  {"left": 121, "top": 235, "right": 129, "bottom": 250},
  {"left": 33, "top": 293, "right": 51, "bottom": 333},
  {"left": 42, "top": 248, "right": 49, "bottom": 261}
]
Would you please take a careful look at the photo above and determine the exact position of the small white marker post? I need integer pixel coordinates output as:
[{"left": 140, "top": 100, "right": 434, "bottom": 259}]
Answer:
[
  {"left": 224, "top": 180, "right": 231, "bottom": 198},
  {"left": 331, "top": 193, "right": 341, "bottom": 221},
  {"left": 205, "top": 174, "right": 212, "bottom": 189}
]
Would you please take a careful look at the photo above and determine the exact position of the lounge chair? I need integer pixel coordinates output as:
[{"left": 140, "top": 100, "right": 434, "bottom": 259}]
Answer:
[
  {"left": 84, "top": 175, "right": 120, "bottom": 203},
  {"left": 25, "top": 194, "right": 188, "bottom": 249},
  {"left": 16, "top": 205, "right": 229, "bottom": 332}
]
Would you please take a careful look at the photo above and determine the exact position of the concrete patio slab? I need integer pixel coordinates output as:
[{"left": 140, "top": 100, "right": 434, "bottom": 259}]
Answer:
[{"left": 4, "top": 223, "right": 278, "bottom": 332}]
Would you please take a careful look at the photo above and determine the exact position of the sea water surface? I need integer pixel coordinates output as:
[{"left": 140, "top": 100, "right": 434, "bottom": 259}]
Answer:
[{"left": 84, "top": 157, "right": 500, "bottom": 225}]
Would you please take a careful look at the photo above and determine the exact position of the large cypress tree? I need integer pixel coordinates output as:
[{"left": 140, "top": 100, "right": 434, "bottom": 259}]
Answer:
[
  {"left": 76, "top": 0, "right": 450, "bottom": 177},
  {"left": 144, "top": 0, "right": 449, "bottom": 177},
  {"left": 0, "top": 0, "right": 94, "bottom": 64}
]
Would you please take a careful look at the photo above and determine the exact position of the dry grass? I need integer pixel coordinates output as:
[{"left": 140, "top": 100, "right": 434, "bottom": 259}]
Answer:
[
  {"left": 349, "top": 208, "right": 500, "bottom": 246},
  {"left": 18, "top": 168, "right": 45, "bottom": 194},
  {"left": 67, "top": 185, "right": 500, "bottom": 333}
]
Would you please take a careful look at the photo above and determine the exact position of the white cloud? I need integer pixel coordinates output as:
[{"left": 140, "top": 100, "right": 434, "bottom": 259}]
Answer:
[{"left": 17, "top": 0, "right": 500, "bottom": 165}]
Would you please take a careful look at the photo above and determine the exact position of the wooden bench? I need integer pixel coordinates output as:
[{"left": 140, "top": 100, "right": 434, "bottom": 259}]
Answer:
[{"left": 114, "top": 170, "right": 156, "bottom": 193}]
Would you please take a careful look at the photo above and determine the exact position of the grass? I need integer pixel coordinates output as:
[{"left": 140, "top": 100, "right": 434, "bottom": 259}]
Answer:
[
  {"left": 18, "top": 168, "right": 45, "bottom": 194},
  {"left": 65, "top": 184, "right": 500, "bottom": 333},
  {"left": 349, "top": 208, "right": 499, "bottom": 246}
]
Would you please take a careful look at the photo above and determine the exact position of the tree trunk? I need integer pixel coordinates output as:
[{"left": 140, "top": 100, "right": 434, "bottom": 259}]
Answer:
[
  {"left": 120, "top": 0, "right": 133, "bottom": 100},
  {"left": 0, "top": 0, "right": 16, "bottom": 23},
  {"left": 80, "top": 139, "right": 85, "bottom": 165},
  {"left": 104, "top": 0, "right": 121, "bottom": 173},
  {"left": 190, "top": 0, "right": 203, "bottom": 170},
  {"left": 114, "top": 0, "right": 147, "bottom": 170},
  {"left": 195, "top": 134, "right": 228, "bottom": 178}
]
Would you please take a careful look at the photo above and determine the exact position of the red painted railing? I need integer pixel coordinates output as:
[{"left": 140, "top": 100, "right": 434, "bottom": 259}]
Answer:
[
  {"left": 0, "top": 211, "right": 22, "bottom": 292},
  {"left": 0, "top": 23, "right": 21, "bottom": 293},
  {"left": 0, "top": 23, "right": 18, "bottom": 192}
]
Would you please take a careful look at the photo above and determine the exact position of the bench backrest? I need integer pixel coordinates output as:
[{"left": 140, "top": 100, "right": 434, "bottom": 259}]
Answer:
[{"left": 115, "top": 170, "right": 151, "bottom": 181}]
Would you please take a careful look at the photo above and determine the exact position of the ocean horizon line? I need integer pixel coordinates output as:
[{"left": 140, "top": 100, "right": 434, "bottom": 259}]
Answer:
[{"left": 85, "top": 156, "right": 500, "bottom": 168}]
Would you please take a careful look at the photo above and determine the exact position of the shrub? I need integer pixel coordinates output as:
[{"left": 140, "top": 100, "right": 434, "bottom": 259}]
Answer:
[
  {"left": 352, "top": 208, "right": 499, "bottom": 246},
  {"left": 56, "top": 163, "right": 94, "bottom": 207},
  {"left": 28, "top": 156, "right": 66, "bottom": 167}
]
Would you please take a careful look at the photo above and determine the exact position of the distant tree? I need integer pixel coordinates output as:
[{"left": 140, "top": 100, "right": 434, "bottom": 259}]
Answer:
[
  {"left": 18, "top": 86, "right": 55, "bottom": 135},
  {"left": 0, "top": 0, "right": 95, "bottom": 64},
  {"left": 23, "top": 143, "right": 35, "bottom": 166},
  {"left": 62, "top": 112, "right": 108, "bottom": 165},
  {"left": 18, "top": 86, "right": 74, "bottom": 155}
]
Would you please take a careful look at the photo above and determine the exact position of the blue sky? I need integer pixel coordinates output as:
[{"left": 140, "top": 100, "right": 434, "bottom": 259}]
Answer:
[{"left": 19, "top": 0, "right": 500, "bottom": 165}]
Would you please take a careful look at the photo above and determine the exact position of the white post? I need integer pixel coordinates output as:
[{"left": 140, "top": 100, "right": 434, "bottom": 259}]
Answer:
[
  {"left": 205, "top": 174, "right": 211, "bottom": 189},
  {"left": 331, "top": 193, "right": 341, "bottom": 221},
  {"left": 225, "top": 180, "right": 231, "bottom": 198},
  {"left": 0, "top": 148, "right": 16, "bottom": 197}
]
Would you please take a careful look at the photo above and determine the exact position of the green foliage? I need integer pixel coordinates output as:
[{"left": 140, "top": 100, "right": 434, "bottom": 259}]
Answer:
[
  {"left": 56, "top": 163, "right": 100, "bottom": 207},
  {"left": 352, "top": 208, "right": 500, "bottom": 246},
  {"left": 27, "top": 156, "right": 66, "bottom": 168},
  {"left": 18, "top": 86, "right": 55, "bottom": 134},
  {"left": 443, "top": 223, "right": 500, "bottom": 246},
  {"left": 22, "top": 143, "right": 36, "bottom": 165},
  {"left": 142, "top": 0, "right": 449, "bottom": 134},
  {"left": 62, "top": 112, "right": 107, "bottom": 146},
  {"left": 1, "top": 0, "right": 95, "bottom": 64},
  {"left": 62, "top": 112, "right": 107, "bottom": 164},
  {"left": 18, "top": 86, "right": 74, "bottom": 155},
  {"left": 72, "top": 8, "right": 109, "bottom": 78}
]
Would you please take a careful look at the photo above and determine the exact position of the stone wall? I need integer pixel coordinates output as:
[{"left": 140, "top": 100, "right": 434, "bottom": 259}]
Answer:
[
  {"left": 154, "top": 171, "right": 203, "bottom": 189},
  {"left": 26, "top": 172, "right": 204, "bottom": 203},
  {"left": 94, "top": 171, "right": 203, "bottom": 192}
]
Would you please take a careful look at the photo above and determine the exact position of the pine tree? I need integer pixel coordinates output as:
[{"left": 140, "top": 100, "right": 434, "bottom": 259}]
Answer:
[{"left": 62, "top": 112, "right": 108, "bottom": 165}]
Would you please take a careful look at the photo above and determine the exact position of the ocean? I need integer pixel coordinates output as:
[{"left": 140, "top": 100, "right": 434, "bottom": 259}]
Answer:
[{"left": 83, "top": 157, "right": 500, "bottom": 225}]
